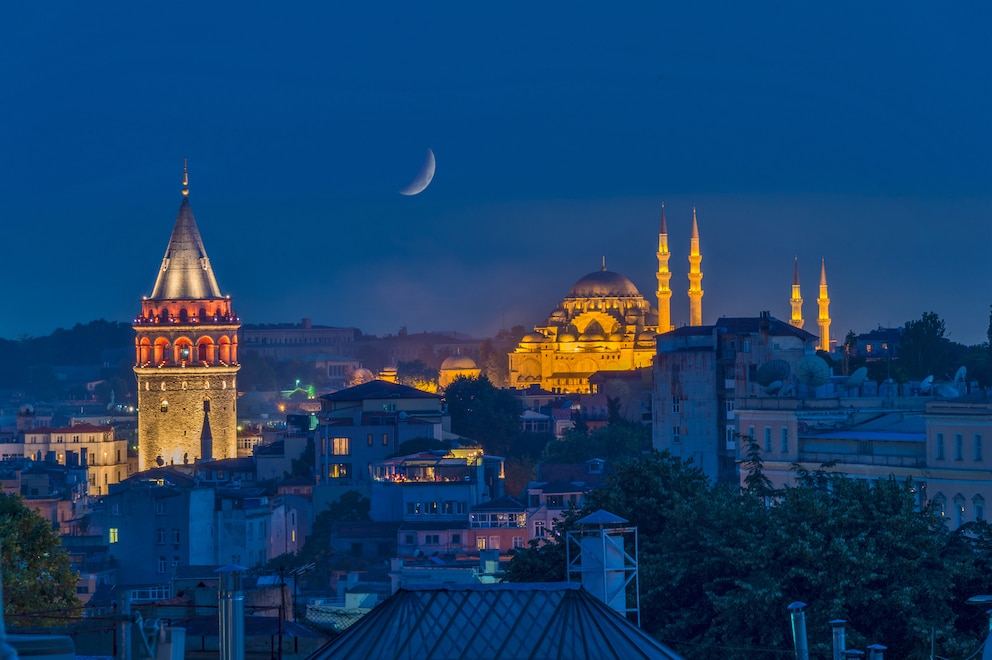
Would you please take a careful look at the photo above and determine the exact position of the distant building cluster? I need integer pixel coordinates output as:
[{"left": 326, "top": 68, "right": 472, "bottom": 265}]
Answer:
[{"left": 1, "top": 174, "right": 986, "bottom": 657}]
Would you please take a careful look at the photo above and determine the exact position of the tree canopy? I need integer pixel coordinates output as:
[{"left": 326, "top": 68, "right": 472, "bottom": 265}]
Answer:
[
  {"left": 506, "top": 451, "right": 992, "bottom": 659},
  {"left": 0, "top": 493, "right": 80, "bottom": 626}
]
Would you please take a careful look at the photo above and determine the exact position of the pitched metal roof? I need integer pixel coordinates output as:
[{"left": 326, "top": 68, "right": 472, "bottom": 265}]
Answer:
[
  {"left": 307, "top": 583, "right": 682, "bottom": 660},
  {"left": 149, "top": 197, "right": 225, "bottom": 300}
]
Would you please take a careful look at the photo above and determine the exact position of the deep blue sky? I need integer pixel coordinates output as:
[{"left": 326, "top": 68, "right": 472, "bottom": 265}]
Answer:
[{"left": 2, "top": 3, "right": 990, "bottom": 345}]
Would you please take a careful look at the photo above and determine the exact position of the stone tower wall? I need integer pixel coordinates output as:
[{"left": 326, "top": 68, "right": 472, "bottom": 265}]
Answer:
[{"left": 135, "top": 366, "right": 239, "bottom": 471}]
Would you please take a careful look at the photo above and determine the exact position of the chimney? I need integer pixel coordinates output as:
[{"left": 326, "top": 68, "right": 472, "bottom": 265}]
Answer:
[
  {"left": 217, "top": 565, "right": 246, "bottom": 660},
  {"left": 866, "top": 644, "right": 886, "bottom": 660},
  {"left": 830, "top": 619, "right": 846, "bottom": 660},
  {"left": 789, "top": 601, "right": 809, "bottom": 660}
]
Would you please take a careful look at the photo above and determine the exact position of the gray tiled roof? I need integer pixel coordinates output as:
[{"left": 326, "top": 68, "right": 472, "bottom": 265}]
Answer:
[{"left": 307, "top": 583, "right": 682, "bottom": 659}]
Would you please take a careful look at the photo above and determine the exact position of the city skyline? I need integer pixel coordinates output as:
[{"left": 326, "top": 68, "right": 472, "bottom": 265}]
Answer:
[{"left": 2, "top": 4, "right": 989, "bottom": 344}]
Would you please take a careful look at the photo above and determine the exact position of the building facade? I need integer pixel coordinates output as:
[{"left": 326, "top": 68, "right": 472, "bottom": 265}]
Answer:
[
  {"left": 652, "top": 313, "right": 817, "bottom": 483},
  {"left": 23, "top": 423, "right": 128, "bottom": 495},
  {"left": 134, "top": 171, "right": 240, "bottom": 470}
]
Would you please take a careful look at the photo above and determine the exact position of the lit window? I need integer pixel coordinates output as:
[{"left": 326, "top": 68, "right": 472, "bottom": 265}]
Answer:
[
  {"left": 109, "top": 528, "right": 119, "bottom": 543},
  {"left": 489, "top": 536, "right": 500, "bottom": 550},
  {"left": 329, "top": 463, "right": 351, "bottom": 479},
  {"left": 332, "top": 437, "right": 350, "bottom": 456},
  {"left": 160, "top": 400, "right": 168, "bottom": 413},
  {"left": 477, "top": 537, "right": 487, "bottom": 550}
]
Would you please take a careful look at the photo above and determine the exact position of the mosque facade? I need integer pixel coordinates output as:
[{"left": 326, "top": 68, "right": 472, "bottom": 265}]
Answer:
[
  {"left": 508, "top": 205, "right": 702, "bottom": 394},
  {"left": 133, "top": 166, "right": 240, "bottom": 470}
]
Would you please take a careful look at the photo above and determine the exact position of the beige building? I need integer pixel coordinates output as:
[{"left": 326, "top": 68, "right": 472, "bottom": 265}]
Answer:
[
  {"left": 133, "top": 168, "right": 240, "bottom": 470},
  {"left": 23, "top": 423, "right": 128, "bottom": 496},
  {"left": 735, "top": 394, "right": 992, "bottom": 530}
]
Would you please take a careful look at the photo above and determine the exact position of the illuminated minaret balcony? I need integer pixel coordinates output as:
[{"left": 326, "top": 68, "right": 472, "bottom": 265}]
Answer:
[
  {"left": 656, "top": 202, "right": 673, "bottom": 332},
  {"left": 790, "top": 256, "right": 804, "bottom": 329},
  {"left": 817, "top": 258, "right": 831, "bottom": 352},
  {"left": 687, "top": 208, "right": 704, "bottom": 327}
]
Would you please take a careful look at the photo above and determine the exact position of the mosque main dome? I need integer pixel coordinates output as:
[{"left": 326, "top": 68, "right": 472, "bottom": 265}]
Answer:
[
  {"left": 567, "top": 270, "right": 641, "bottom": 298},
  {"left": 509, "top": 262, "right": 659, "bottom": 394}
]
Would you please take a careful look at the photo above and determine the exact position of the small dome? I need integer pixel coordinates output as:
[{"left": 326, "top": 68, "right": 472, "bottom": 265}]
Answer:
[
  {"left": 637, "top": 331, "right": 658, "bottom": 345},
  {"left": 441, "top": 354, "right": 477, "bottom": 370},
  {"left": 608, "top": 331, "right": 623, "bottom": 342},
  {"left": 579, "top": 321, "right": 606, "bottom": 341},
  {"left": 568, "top": 270, "right": 641, "bottom": 298},
  {"left": 558, "top": 330, "right": 577, "bottom": 343},
  {"left": 522, "top": 332, "right": 545, "bottom": 343}
]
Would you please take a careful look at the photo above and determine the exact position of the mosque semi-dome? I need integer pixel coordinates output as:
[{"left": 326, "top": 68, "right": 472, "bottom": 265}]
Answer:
[{"left": 567, "top": 270, "right": 641, "bottom": 298}]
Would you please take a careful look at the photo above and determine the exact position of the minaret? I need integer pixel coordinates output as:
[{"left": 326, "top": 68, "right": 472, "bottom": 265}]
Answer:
[
  {"left": 817, "top": 258, "right": 831, "bottom": 352},
  {"left": 656, "top": 202, "right": 673, "bottom": 332},
  {"left": 687, "top": 208, "right": 704, "bottom": 326},
  {"left": 133, "top": 162, "right": 241, "bottom": 471},
  {"left": 789, "top": 256, "right": 804, "bottom": 329}
]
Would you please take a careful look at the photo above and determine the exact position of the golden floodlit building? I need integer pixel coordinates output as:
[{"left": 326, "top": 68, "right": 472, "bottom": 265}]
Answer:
[
  {"left": 508, "top": 204, "right": 709, "bottom": 394},
  {"left": 508, "top": 263, "right": 660, "bottom": 394},
  {"left": 133, "top": 164, "right": 240, "bottom": 470}
]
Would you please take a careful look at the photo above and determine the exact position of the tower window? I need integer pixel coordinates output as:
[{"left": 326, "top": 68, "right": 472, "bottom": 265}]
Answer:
[{"left": 160, "top": 400, "right": 169, "bottom": 413}]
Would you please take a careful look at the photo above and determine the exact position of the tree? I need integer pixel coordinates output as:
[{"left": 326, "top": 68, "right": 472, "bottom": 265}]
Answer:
[
  {"left": 444, "top": 376, "right": 522, "bottom": 456},
  {"left": 505, "top": 454, "right": 992, "bottom": 659},
  {"left": 0, "top": 493, "right": 80, "bottom": 626},
  {"left": 396, "top": 359, "right": 439, "bottom": 393},
  {"left": 899, "top": 311, "right": 950, "bottom": 380}
]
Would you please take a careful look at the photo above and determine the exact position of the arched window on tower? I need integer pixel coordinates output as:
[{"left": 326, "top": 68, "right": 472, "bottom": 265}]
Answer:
[{"left": 219, "top": 337, "right": 231, "bottom": 364}]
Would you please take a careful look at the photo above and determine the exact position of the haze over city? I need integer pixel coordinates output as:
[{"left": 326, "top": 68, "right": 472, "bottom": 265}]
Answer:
[{"left": 2, "top": 3, "right": 989, "bottom": 343}]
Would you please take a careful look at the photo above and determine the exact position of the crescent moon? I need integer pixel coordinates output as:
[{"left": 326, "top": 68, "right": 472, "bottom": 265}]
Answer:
[{"left": 399, "top": 148, "right": 436, "bottom": 196}]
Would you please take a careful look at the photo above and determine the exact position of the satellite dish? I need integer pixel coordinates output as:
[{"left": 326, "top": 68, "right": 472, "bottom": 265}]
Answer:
[
  {"left": 937, "top": 383, "right": 960, "bottom": 398},
  {"left": 844, "top": 367, "right": 868, "bottom": 391},
  {"left": 954, "top": 366, "right": 967, "bottom": 383},
  {"left": 795, "top": 355, "right": 830, "bottom": 387},
  {"left": 756, "top": 360, "right": 791, "bottom": 387},
  {"left": 920, "top": 375, "right": 934, "bottom": 394},
  {"left": 764, "top": 380, "right": 783, "bottom": 395}
]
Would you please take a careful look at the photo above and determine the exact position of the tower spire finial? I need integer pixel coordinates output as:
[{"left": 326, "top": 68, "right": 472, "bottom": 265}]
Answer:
[
  {"left": 182, "top": 158, "right": 189, "bottom": 197},
  {"left": 601, "top": 255, "right": 606, "bottom": 271}
]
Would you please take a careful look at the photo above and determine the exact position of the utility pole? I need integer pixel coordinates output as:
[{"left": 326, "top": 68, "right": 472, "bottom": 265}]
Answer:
[{"left": 279, "top": 566, "right": 285, "bottom": 660}]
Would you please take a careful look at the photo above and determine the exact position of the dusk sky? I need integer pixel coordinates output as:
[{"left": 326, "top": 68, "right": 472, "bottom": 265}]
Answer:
[{"left": 3, "top": 3, "right": 990, "bottom": 345}]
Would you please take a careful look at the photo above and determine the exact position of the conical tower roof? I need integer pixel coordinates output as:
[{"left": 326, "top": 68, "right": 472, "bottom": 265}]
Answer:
[{"left": 149, "top": 196, "right": 224, "bottom": 300}]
